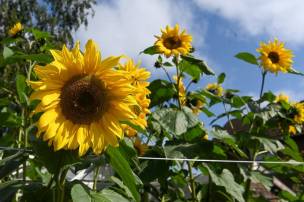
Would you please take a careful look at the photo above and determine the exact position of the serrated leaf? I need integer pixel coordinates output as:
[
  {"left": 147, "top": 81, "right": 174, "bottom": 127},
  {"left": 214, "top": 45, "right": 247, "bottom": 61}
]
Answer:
[
  {"left": 106, "top": 146, "right": 140, "bottom": 202},
  {"left": 250, "top": 171, "right": 273, "bottom": 191},
  {"left": 181, "top": 55, "right": 215, "bottom": 75},
  {"left": 71, "top": 184, "right": 91, "bottom": 202},
  {"left": 235, "top": 52, "right": 258, "bottom": 65},
  {"left": 179, "top": 59, "right": 202, "bottom": 81},
  {"left": 148, "top": 79, "right": 176, "bottom": 107},
  {"left": 252, "top": 137, "right": 284, "bottom": 154},
  {"left": 204, "top": 165, "right": 245, "bottom": 202},
  {"left": 152, "top": 107, "right": 200, "bottom": 136}
]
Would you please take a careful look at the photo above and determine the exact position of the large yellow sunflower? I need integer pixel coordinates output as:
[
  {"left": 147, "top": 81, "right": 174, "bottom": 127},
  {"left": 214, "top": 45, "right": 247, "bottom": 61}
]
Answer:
[
  {"left": 155, "top": 24, "right": 192, "bottom": 57},
  {"left": 8, "top": 22, "right": 23, "bottom": 36},
  {"left": 118, "top": 59, "right": 151, "bottom": 137},
  {"left": 29, "top": 40, "right": 141, "bottom": 156},
  {"left": 256, "top": 39, "right": 293, "bottom": 73}
]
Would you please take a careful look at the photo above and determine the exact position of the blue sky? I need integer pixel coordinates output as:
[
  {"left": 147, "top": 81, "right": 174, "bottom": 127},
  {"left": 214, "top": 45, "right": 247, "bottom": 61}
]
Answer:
[{"left": 75, "top": 0, "right": 304, "bottom": 125}]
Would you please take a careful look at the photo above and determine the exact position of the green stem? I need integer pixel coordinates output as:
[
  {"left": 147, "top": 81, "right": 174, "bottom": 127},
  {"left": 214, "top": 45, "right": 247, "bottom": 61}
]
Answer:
[
  {"left": 93, "top": 166, "right": 101, "bottom": 191},
  {"left": 223, "top": 103, "right": 234, "bottom": 133},
  {"left": 207, "top": 174, "right": 212, "bottom": 202},
  {"left": 259, "top": 70, "right": 267, "bottom": 99},
  {"left": 56, "top": 168, "right": 68, "bottom": 202},
  {"left": 244, "top": 148, "right": 258, "bottom": 201},
  {"left": 174, "top": 58, "right": 182, "bottom": 109},
  {"left": 162, "top": 66, "right": 173, "bottom": 83},
  {"left": 187, "top": 161, "right": 197, "bottom": 201}
]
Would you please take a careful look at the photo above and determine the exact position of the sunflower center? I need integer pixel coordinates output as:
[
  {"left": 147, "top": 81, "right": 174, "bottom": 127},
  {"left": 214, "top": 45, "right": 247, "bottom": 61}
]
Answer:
[
  {"left": 60, "top": 75, "right": 107, "bottom": 124},
  {"left": 268, "top": 51, "right": 280, "bottom": 63},
  {"left": 163, "top": 36, "right": 182, "bottom": 49}
]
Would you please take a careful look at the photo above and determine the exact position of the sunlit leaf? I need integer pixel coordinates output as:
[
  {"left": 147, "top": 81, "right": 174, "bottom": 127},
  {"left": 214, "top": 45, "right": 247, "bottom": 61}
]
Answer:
[{"left": 235, "top": 52, "right": 258, "bottom": 65}]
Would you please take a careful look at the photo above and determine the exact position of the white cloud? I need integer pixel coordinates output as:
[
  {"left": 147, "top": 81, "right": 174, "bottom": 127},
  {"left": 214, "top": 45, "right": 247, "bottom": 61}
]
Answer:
[
  {"left": 74, "top": 0, "right": 207, "bottom": 78},
  {"left": 194, "top": 0, "right": 304, "bottom": 46}
]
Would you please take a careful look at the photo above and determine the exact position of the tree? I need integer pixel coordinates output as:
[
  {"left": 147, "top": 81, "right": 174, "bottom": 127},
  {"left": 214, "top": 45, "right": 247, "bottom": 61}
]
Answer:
[{"left": 0, "top": 0, "right": 96, "bottom": 45}]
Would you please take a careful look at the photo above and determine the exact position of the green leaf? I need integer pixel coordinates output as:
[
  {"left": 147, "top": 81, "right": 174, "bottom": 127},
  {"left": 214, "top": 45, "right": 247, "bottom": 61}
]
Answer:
[
  {"left": 252, "top": 137, "right": 284, "bottom": 154},
  {"left": 148, "top": 79, "right": 176, "bottom": 107},
  {"left": 250, "top": 171, "right": 272, "bottom": 191},
  {"left": 106, "top": 146, "right": 140, "bottom": 202},
  {"left": 217, "top": 73, "right": 226, "bottom": 84},
  {"left": 179, "top": 59, "right": 202, "bottom": 81},
  {"left": 3, "top": 46, "right": 14, "bottom": 59},
  {"left": 211, "top": 129, "right": 248, "bottom": 158},
  {"left": 0, "top": 97, "right": 10, "bottom": 106},
  {"left": 152, "top": 107, "right": 200, "bottom": 136},
  {"left": 141, "top": 46, "right": 159, "bottom": 55},
  {"left": 91, "top": 189, "right": 130, "bottom": 202},
  {"left": 71, "top": 184, "right": 91, "bottom": 202},
  {"left": 288, "top": 68, "right": 304, "bottom": 76},
  {"left": 235, "top": 52, "right": 258, "bottom": 65},
  {"left": 0, "top": 112, "right": 22, "bottom": 127},
  {"left": 32, "top": 139, "right": 80, "bottom": 174},
  {"left": 30, "top": 28, "right": 52, "bottom": 40},
  {"left": 120, "top": 120, "right": 147, "bottom": 135},
  {"left": 4, "top": 53, "right": 53, "bottom": 65},
  {"left": 181, "top": 55, "right": 215, "bottom": 75},
  {"left": 204, "top": 165, "right": 245, "bottom": 202},
  {"left": 163, "top": 62, "right": 173, "bottom": 67},
  {"left": 16, "top": 73, "right": 28, "bottom": 104}
]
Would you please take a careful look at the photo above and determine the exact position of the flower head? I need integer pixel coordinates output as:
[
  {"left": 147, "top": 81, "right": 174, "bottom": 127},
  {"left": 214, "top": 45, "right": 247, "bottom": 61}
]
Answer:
[
  {"left": 173, "top": 76, "right": 187, "bottom": 106},
  {"left": 275, "top": 93, "right": 289, "bottom": 103},
  {"left": 205, "top": 83, "right": 223, "bottom": 97},
  {"left": 29, "top": 40, "right": 143, "bottom": 156},
  {"left": 291, "top": 102, "right": 304, "bottom": 124},
  {"left": 8, "top": 22, "right": 23, "bottom": 36},
  {"left": 155, "top": 24, "right": 192, "bottom": 57},
  {"left": 257, "top": 39, "right": 293, "bottom": 74},
  {"left": 118, "top": 59, "right": 151, "bottom": 137},
  {"left": 133, "top": 138, "right": 148, "bottom": 156},
  {"left": 288, "top": 125, "right": 297, "bottom": 135},
  {"left": 191, "top": 100, "right": 204, "bottom": 115}
]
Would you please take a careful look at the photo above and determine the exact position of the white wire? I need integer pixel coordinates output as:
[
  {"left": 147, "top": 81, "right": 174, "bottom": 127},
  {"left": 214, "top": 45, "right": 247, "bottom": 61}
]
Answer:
[{"left": 138, "top": 157, "right": 304, "bottom": 165}]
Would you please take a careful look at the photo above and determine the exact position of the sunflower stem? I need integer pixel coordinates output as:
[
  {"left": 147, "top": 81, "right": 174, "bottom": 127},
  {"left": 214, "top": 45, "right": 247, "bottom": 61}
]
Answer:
[
  {"left": 174, "top": 56, "right": 182, "bottom": 109},
  {"left": 93, "top": 166, "right": 101, "bottom": 191},
  {"left": 259, "top": 70, "right": 267, "bottom": 100},
  {"left": 187, "top": 161, "right": 197, "bottom": 201},
  {"left": 223, "top": 102, "right": 234, "bottom": 133},
  {"left": 161, "top": 66, "right": 173, "bottom": 83}
]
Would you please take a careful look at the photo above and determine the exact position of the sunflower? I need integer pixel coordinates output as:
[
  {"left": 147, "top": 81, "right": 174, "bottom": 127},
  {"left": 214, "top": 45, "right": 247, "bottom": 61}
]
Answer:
[
  {"left": 8, "top": 22, "right": 23, "bottom": 36},
  {"left": 288, "top": 125, "right": 297, "bottom": 135},
  {"left": 29, "top": 40, "right": 141, "bottom": 156},
  {"left": 275, "top": 93, "right": 289, "bottom": 103},
  {"left": 205, "top": 83, "right": 223, "bottom": 97},
  {"left": 191, "top": 100, "right": 204, "bottom": 115},
  {"left": 155, "top": 24, "right": 192, "bottom": 57},
  {"left": 257, "top": 39, "right": 293, "bottom": 73},
  {"left": 292, "top": 102, "right": 304, "bottom": 124},
  {"left": 173, "top": 76, "right": 187, "bottom": 106},
  {"left": 118, "top": 59, "right": 151, "bottom": 137},
  {"left": 133, "top": 138, "right": 148, "bottom": 156}
]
